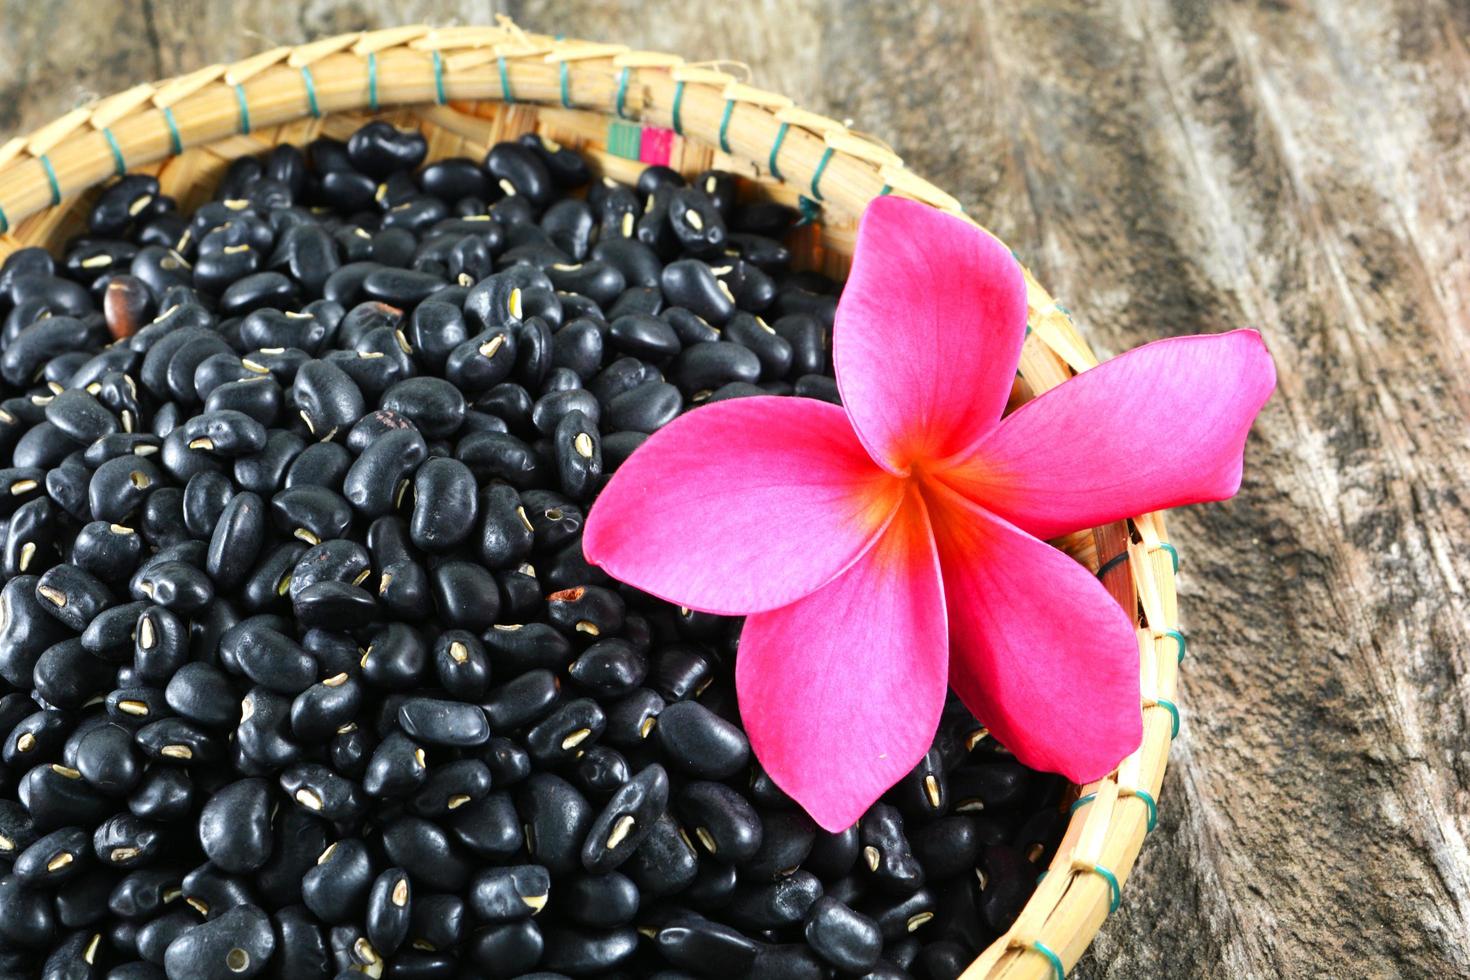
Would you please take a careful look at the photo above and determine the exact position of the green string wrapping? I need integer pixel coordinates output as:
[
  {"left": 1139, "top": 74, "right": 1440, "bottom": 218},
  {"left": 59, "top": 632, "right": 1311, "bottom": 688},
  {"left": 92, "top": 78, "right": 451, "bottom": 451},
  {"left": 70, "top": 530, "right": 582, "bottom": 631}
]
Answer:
[
  {"left": 367, "top": 53, "right": 379, "bottom": 111},
  {"left": 102, "top": 129, "right": 127, "bottom": 175},
  {"left": 498, "top": 57, "right": 515, "bottom": 103},
  {"left": 614, "top": 67, "right": 631, "bottom": 119},
  {"left": 233, "top": 85, "right": 251, "bottom": 135},
  {"left": 432, "top": 51, "right": 447, "bottom": 105},
  {"left": 299, "top": 67, "right": 321, "bottom": 118},
  {"left": 38, "top": 155, "right": 62, "bottom": 206},
  {"left": 768, "top": 121, "right": 789, "bottom": 179},
  {"left": 160, "top": 107, "right": 183, "bottom": 156}
]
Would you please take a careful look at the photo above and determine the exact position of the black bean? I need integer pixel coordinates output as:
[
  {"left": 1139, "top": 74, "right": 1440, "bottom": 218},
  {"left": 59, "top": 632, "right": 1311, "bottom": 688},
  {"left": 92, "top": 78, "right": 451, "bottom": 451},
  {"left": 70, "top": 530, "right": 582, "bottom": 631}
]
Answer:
[
  {"left": 380, "top": 817, "right": 468, "bottom": 893},
  {"left": 467, "top": 864, "right": 549, "bottom": 924},
  {"left": 408, "top": 457, "right": 476, "bottom": 552},
  {"left": 675, "top": 781, "right": 763, "bottom": 866},
  {"left": 655, "top": 915, "right": 760, "bottom": 975},
  {"left": 284, "top": 441, "right": 351, "bottom": 490},
  {"left": 622, "top": 812, "right": 698, "bottom": 899},
  {"left": 859, "top": 804, "right": 925, "bottom": 896},
  {"left": 136, "top": 717, "right": 220, "bottom": 766},
  {"left": 162, "top": 903, "right": 275, "bottom": 979},
  {"left": 604, "top": 381, "right": 682, "bottom": 433},
  {"left": 654, "top": 701, "right": 749, "bottom": 780},
  {"left": 342, "top": 428, "right": 426, "bottom": 519},
  {"left": 581, "top": 763, "right": 669, "bottom": 873},
  {"left": 396, "top": 698, "right": 490, "bottom": 749},
  {"left": 540, "top": 924, "right": 639, "bottom": 976},
  {"left": 861, "top": 886, "right": 938, "bottom": 942},
  {"left": 431, "top": 630, "right": 490, "bottom": 701},
  {"left": 668, "top": 341, "right": 762, "bottom": 396},
  {"left": 73, "top": 725, "right": 142, "bottom": 798},
  {"left": 280, "top": 764, "right": 365, "bottom": 823},
  {"left": 466, "top": 919, "right": 542, "bottom": 977},
  {"left": 14, "top": 826, "right": 91, "bottom": 885},
  {"left": 661, "top": 260, "right": 736, "bottom": 324},
  {"left": 485, "top": 144, "right": 554, "bottom": 208},
  {"left": 231, "top": 429, "right": 305, "bottom": 497},
  {"left": 525, "top": 698, "right": 605, "bottom": 769},
  {"left": 429, "top": 560, "right": 500, "bottom": 632},
  {"left": 198, "top": 779, "right": 272, "bottom": 874}
]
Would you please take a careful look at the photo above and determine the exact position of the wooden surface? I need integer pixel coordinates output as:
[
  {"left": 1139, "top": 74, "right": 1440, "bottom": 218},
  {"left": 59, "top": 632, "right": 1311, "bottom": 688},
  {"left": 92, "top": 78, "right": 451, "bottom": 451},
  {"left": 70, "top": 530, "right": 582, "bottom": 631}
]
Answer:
[{"left": 4, "top": 1, "right": 1468, "bottom": 977}]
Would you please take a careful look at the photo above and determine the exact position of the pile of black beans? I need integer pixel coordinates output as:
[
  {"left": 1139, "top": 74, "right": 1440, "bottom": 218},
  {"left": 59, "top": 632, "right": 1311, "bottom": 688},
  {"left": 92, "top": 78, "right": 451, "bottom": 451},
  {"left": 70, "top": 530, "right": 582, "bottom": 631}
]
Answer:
[{"left": 0, "top": 121, "right": 1066, "bottom": 980}]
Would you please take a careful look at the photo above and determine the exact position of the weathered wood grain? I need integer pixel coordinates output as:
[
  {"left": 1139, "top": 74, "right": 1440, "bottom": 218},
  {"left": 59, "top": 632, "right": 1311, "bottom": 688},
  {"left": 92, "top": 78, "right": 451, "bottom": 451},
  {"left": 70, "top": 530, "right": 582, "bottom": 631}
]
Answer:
[{"left": 4, "top": 1, "right": 1468, "bottom": 976}]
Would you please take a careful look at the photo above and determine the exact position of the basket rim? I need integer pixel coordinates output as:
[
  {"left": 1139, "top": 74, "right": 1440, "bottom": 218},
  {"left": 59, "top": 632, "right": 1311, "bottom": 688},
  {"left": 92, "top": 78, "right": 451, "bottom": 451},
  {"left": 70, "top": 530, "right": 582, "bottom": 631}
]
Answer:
[{"left": 0, "top": 21, "right": 1184, "bottom": 979}]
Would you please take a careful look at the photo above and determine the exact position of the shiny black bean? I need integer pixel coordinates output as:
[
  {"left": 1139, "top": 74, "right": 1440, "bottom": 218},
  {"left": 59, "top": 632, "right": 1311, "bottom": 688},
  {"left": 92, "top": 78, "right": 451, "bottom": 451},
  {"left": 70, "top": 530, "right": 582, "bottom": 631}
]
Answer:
[
  {"left": 524, "top": 698, "right": 605, "bottom": 769},
  {"left": 654, "top": 700, "right": 749, "bottom": 780},
  {"left": 23, "top": 762, "right": 115, "bottom": 831},
  {"left": 360, "top": 622, "right": 427, "bottom": 689},
  {"left": 622, "top": 812, "right": 699, "bottom": 899},
  {"left": 675, "top": 781, "right": 763, "bottom": 866},
  {"left": 294, "top": 580, "right": 376, "bottom": 628},
  {"left": 221, "top": 623, "right": 317, "bottom": 694},
  {"left": 466, "top": 918, "right": 541, "bottom": 978},
  {"left": 347, "top": 123, "right": 427, "bottom": 178},
  {"left": 136, "top": 717, "right": 220, "bottom": 767},
  {"left": 655, "top": 915, "right": 760, "bottom": 975},
  {"left": 581, "top": 763, "right": 669, "bottom": 873},
  {"left": 794, "top": 373, "right": 841, "bottom": 403},
  {"left": 271, "top": 486, "right": 352, "bottom": 546},
  {"left": 133, "top": 560, "right": 214, "bottom": 614},
  {"left": 540, "top": 924, "right": 639, "bottom": 976},
  {"left": 155, "top": 654, "right": 233, "bottom": 726},
  {"left": 199, "top": 491, "right": 264, "bottom": 593},
  {"left": 530, "top": 388, "right": 599, "bottom": 440},
  {"left": 668, "top": 341, "right": 762, "bottom": 397},
  {"left": 860, "top": 804, "right": 925, "bottom": 894},
  {"left": 197, "top": 779, "right": 272, "bottom": 874},
  {"left": 6, "top": 709, "right": 71, "bottom": 767},
  {"left": 466, "top": 864, "right": 549, "bottom": 924},
  {"left": 661, "top": 260, "right": 736, "bottom": 324},
  {"left": 485, "top": 144, "right": 554, "bottom": 208},
  {"left": 287, "top": 671, "right": 360, "bottom": 743},
  {"left": 361, "top": 731, "right": 427, "bottom": 800},
  {"left": 380, "top": 816, "right": 468, "bottom": 893},
  {"left": 14, "top": 826, "right": 91, "bottom": 885},
  {"left": 410, "top": 757, "right": 492, "bottom": 819},
  {"left": 229, "top": 429, "right": 304, "bottom": 497},
  {"left": 87, "top": 456, "right": 162, "bottom": 525},
  {"left": 604, "top": 380, "right": 682, "bottom": 433},
  {"left": 406, "top": 457, "right": 476, "bottom": 553},
  {"left": 341, "top": 428, "right": 426, "bottom": 519},
  {"left": 568, "top": 639, "right": 646, "bottom": 699},
  {"left": 90, "top": 176, "right": 162, "bottom": 236},
  {"left": 397, "top": 699, "right": 490, "bottom": 749},
  {"left": 279, "top": 764, "right": 364, "bottom": 823},
  {"left": 108, "top": 867, "right": 181, "bottom": 920},
  {"left": 281, "top": 441, "right": 349, "bottom": 490},
  {"left": 424, "top": 630, "right": 488, "bottom": 701},
  {"left": 604, "top": 313, "right": 676, "bottom": 361},
  {"left": 179, "top": 472, "right": 232, "bottom": 541},
  {"left": 429, "top": 560, "right": 499, "bottom": 632},
  {"left": 290, "top": 361, "right": 364, "bottom": 439},
  {"left": 45, "top": 389, "right": 119, "bottom": 445},
  {"left": 161, "top": 903, "right": 275, "bottom": 979},
  {"left": 860, "top": 886, "right": 937, "bottom": 942},
  {"left": 359, "top": 868, "right": 411, "bottom": 957},
  {"left": 73, "top": 725, "right": 142, "bottom": 798}
]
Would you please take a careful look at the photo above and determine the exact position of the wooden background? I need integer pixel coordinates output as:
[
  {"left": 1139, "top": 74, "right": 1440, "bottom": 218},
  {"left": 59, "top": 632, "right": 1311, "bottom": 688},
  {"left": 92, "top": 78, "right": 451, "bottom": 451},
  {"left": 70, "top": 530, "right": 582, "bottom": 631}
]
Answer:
[{"left": 4, "top": 1, "right": 1467, "bottom": 976}]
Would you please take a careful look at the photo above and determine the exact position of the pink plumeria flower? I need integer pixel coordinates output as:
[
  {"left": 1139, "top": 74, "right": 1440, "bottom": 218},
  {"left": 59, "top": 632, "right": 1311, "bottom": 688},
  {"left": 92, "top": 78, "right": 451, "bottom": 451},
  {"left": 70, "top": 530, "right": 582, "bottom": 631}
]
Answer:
[{"left": 584, "top": 197, "right": 1275, "bottom": 831}]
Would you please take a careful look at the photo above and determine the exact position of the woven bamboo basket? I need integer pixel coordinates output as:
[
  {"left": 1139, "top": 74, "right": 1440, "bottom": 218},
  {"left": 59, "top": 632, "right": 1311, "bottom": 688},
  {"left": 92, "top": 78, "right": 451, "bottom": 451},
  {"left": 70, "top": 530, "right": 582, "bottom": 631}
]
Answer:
[{"left": 0, "top": 20, "right": 1184, "bottom": 979}]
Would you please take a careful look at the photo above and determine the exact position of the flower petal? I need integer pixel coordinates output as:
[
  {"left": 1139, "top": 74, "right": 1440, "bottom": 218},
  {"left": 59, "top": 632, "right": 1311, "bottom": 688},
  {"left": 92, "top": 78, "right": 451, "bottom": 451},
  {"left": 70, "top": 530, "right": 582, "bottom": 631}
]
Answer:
[
  {"left": 942, "top": 330, "right": 1276, "bottom": 540},
  {"left": 926, "top": 484, "right": 1141, "bottom": 782},
  {"left": 584, "top": 396, "right": 902, "bottom": 616},
  {"left": 737, "top": 487, "right": 947, "bottom": 831},
  {"left": 834, "top": 196, "right": 1030, "bottom": 474}
]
